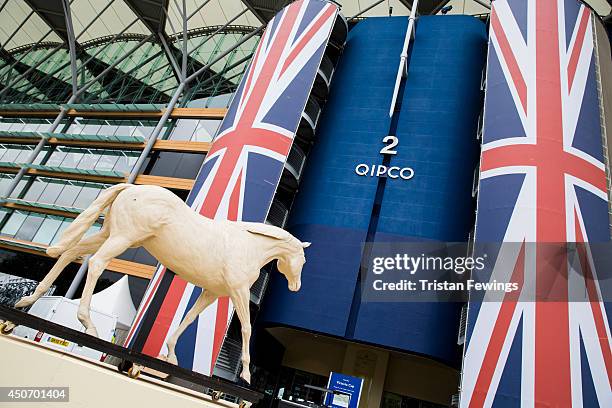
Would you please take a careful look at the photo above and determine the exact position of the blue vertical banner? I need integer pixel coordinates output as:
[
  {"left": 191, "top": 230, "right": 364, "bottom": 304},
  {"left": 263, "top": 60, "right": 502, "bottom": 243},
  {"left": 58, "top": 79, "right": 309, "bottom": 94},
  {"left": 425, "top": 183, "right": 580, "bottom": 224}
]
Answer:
[{"left": 324, "top": 372, "right": 363, "bottom": 408}]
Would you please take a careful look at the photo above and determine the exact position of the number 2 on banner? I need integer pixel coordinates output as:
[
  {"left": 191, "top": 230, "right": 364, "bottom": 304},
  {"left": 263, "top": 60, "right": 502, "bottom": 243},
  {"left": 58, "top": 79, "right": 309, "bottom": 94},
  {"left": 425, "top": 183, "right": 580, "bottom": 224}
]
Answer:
[{"left": 380, "top": 135, "right": 398, "bottom": 155}]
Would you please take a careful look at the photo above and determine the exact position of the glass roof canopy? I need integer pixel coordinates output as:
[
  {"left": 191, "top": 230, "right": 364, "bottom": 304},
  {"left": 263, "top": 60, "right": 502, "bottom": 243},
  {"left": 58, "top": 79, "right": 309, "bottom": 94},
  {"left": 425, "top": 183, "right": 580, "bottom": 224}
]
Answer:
[
  {"left": 0, "top": 0, "right": 264, "bottom": 104},
  {"left": 0, "top": 0, "right": 411, "bottom": 105},
  {"left": 0, "top": 0, "right": 609, "bottom": 105}
]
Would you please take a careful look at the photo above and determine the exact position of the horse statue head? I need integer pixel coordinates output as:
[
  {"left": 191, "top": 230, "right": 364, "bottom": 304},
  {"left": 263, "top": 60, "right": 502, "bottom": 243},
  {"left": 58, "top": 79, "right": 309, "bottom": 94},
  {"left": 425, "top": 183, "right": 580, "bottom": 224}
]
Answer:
[
  {"left": 277, "top": 240, "right": 310, "bottom": 291},
  {"left": 240, "top": 221, "right": 310, "bottom": 293}
]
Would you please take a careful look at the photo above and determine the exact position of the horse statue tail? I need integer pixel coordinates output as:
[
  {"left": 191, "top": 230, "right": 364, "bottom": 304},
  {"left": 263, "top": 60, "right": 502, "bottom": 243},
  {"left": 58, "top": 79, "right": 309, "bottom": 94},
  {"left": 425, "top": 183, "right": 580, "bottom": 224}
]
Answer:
[{"left": 46, "top": 183, "right": 133, "bottom": 258}]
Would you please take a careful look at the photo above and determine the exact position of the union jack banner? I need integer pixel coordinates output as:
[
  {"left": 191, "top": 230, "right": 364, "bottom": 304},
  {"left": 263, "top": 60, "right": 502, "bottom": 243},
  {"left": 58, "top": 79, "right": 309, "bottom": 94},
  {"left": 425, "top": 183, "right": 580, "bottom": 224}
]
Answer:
[
  {"left": 461, "top": 0, "right": 611, "bottom": 406},
  {"left": 124, "top": 0, "right": 339, "bottom": 375}
]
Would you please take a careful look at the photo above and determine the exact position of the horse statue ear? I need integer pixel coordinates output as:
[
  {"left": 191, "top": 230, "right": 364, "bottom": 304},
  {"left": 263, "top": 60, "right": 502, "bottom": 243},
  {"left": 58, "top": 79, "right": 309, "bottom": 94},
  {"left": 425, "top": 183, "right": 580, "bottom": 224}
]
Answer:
[{"left": 301, "top": 242, "right": 311, "bottom": 248}]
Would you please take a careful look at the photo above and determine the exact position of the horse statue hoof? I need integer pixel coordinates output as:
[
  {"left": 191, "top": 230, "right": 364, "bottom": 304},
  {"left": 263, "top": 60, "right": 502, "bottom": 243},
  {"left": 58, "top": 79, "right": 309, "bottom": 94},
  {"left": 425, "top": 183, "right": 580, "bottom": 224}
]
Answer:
[
  {"left": 240, "top": 370, "right": 251, "bottom": 384},
  {"left": 14, "top": 296, "right": 33, "bottom": 309},
  {"left": 157, "top": 354, "right": 178, "bottom": 365},
  {"left": 85, "top": 327, "right": 98, "bottom": 337}
]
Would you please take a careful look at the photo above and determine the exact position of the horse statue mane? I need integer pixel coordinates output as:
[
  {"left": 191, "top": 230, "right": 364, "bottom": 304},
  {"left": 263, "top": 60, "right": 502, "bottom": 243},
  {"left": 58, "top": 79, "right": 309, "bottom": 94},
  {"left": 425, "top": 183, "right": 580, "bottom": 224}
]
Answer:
[{"left": 238, "top": 221, "right": 298, "bottom": 242}]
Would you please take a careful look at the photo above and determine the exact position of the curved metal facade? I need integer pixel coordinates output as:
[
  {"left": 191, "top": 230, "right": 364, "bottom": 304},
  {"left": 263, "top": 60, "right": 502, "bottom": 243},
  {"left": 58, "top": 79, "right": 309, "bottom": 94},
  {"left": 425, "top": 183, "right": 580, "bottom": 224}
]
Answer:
[{"left": 261, "top": 16, "right": 487, "bottom": 364}]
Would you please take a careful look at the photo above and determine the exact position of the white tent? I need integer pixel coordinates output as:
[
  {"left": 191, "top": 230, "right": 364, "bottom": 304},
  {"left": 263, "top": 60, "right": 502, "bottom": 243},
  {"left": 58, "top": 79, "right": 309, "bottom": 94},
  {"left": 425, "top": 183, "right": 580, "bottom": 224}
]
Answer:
[{"left": 71, "top": 276, "right": 136, "bottom": 330}]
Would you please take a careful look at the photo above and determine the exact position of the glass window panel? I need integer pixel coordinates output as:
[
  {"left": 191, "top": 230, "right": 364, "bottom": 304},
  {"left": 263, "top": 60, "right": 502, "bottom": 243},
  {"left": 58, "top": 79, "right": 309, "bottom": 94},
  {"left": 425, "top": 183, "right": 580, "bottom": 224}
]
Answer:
[
  {"left": 32, "top": 216, "right": 63, "bottom": 245},
  {"left": 193, "top": 119, "right": 220, "bottom": 142},
  {"left": 1, "top": 211, "right": 27, "bottom": 236},
  {"left": 94, "top": 151, "right": 120, "bottom": 171},
  {"left": 1, "top": 148, "right": 20, "bottom": 162},
  {"left": 170, "top": 119, "right": 198, "bottom": 141},
  {"left": 46, "top": 150, "right": 67, "bottom": 166},
  {"left": 35, "top": 122, "right": 53, "bottom": 132},
  {"left": 0, "top": 175, "right": 12, "bottom": 196},
  {"left": 133, "top": 123, "right": 160, "bottom": 140},
  {"left": 21, "top": 122, "right": 38, "bottom": 132},
  {"left": 113, "top": 155, "right": 130, "bottom": 173},
  {"left": 97, "top": 124, "right": 115, "bottom": 136},
  {"left": 73, "top": 186, "right": 101, "bottom": 208},
  {"left": 114, "top": 124, "right": 136, "bottom": 136},
  {"left": 14, "top": 213, "right": 45, "bottom": 242},
  {"left": 22, "top": 179, "right": 46, "bottom": 201},
  {"left": 82, "top": 124, "right": 102, "bottom": 135},
  {"left": 0, "top": 122, "right": 12, "bottom": 131},
  {"left": 76, "top": 152, "right": 99, "bottom": 170},
  {"left": 68, "top": 120, "right": 85, "bottom": 134},
  {"left": 32, "top": 147, "right": 51, "bottom": 165},
  {"left": 60, "top": 150, "right": 85, "bottom": 168},
  {"left": 15, "top": 148, "right": 34, "bottom": 162},
  {"left": 50, "top": 219, "right": 71, "bottom": 245},
  {"left": 54, "top": 184, "right": 81, "bottom": 207},
  {"left": 38, "top": 181, "right": 64, "bottom": 204},
  {"left": 0, "top": 146, "right": 7, "bottom": 161},
  {"left": 0, "top": 208, "right": 9, "bottom": 225},
  {"left": 13, "top": 178, "right": 28, "bottom": 197}
]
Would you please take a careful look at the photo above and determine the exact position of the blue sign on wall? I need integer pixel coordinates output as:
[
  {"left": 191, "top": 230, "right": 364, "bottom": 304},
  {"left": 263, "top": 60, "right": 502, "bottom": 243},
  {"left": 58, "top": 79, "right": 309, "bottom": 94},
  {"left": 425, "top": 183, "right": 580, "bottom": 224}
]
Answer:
[{"left": 324, "top": 372, "right": 363, "bottom": 408}]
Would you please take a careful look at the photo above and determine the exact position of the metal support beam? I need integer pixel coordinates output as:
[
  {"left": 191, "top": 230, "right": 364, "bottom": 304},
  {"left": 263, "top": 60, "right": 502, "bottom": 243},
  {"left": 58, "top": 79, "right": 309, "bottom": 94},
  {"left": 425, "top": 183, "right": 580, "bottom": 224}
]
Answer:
[
  {"left": 62, "top": 0, "right": 78, "bottom": 97},
  {"left": 149, "top": 0, "right": 213, "bottom": 84},
  {"left": 159, "top": 33, "right": 182, "bottom": 80},
  {"left": 65, "top": 259, "right": 88, "bottom": 299},
  {"left": 127, "top": 81, "right": 186, "bottom": 184},
  {"left": 181, "top": 0, "right": 188, "bottom": 81}
]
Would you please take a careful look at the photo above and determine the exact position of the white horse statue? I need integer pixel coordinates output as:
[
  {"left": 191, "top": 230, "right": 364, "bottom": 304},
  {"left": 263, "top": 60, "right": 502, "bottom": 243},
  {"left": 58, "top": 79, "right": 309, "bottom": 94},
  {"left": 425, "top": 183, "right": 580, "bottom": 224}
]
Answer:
[{"left": 15, "top": 183, "right": 309, "bottom": 383}]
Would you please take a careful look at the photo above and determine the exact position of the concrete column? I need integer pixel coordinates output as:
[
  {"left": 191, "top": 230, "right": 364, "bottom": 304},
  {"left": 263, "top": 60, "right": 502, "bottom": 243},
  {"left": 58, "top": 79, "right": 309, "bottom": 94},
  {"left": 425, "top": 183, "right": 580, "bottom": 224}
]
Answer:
[{"left": 341, "top": 344, "right": 389, "bottom": 408}]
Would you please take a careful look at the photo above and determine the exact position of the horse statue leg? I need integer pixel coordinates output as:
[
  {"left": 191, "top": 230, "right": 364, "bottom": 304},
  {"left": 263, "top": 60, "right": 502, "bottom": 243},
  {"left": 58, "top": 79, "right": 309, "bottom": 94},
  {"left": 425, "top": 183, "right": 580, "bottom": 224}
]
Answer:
[
  {"left": 15, "top": 231, "right": 109, "bottom": 309},
  {"left": 230, "top": 286, "right": 252, "bottom": 384},
  {"left": 77, "top": 236, "right": 132, "bottom": 337},
  {"left": 161, "top": 290, "right": 218, "bottom": 365}
]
